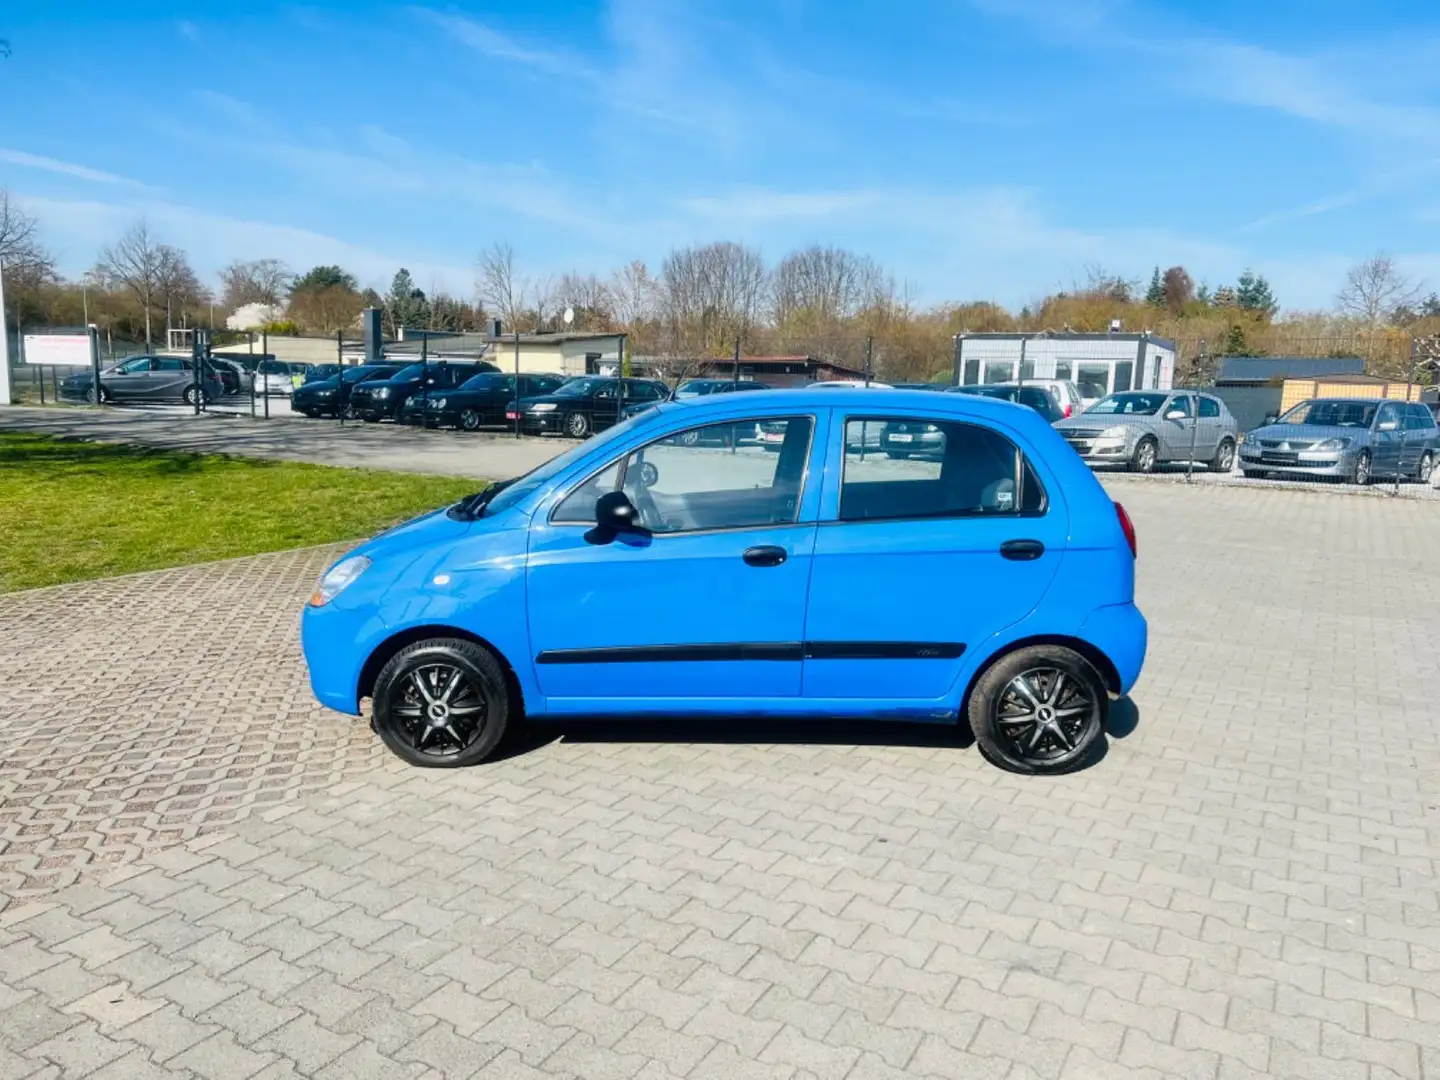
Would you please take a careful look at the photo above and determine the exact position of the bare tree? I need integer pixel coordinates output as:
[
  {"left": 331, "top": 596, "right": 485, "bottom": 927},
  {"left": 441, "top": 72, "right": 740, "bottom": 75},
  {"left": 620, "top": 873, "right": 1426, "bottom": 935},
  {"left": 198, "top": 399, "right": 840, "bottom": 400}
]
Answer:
[
  {"left": 156, "top": 245, "right": 207, "bottom": 330},
  {"left": 477, "top": 242, "right": 527, "bottom": 332},
  {"left": 1336, "top": 253, "right": 1423, "bottom": 358},
  {"left": 552, "top": 272, "right": 614, "bottom": 330},
  {"left": 97, "top": 219, "right": 165, "bottom": 348},
  {"left": 610, "top": 260, "right": 658, "bottom": 327},
  {"left": 218, "top": 258, "right": 291, "bottom": 310},
  {"left": 0, "top": 189, "right": 44, "bottom": 268},
  {"left": 772, "top": 246, "right": 882, "bottom": 324},
  {"left": 660, "top": 241, "right": 769, "bottom": 355}
]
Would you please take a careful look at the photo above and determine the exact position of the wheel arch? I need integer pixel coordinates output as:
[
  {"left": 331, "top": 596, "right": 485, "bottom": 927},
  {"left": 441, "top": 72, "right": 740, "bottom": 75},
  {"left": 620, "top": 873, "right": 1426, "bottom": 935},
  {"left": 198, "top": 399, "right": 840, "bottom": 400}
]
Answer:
[
  {"left": 959, "top": 633, "right": 1123, "bottom": 714},
  {"left": 358, "top": 624, "right": 527, "bottom": 716}
]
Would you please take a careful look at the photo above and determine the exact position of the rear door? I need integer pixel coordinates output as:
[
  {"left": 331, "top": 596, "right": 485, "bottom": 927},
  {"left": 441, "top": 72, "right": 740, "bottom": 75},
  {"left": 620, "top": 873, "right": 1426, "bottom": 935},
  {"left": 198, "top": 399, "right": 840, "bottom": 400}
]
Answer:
[
  {"left": 146, "top": 357, "right": 191, "bottom": 401},
  {"left": 1196, "top": 395, "right": 1224, "bottom": 457},
  {"left": 803, "top": 410, "right": 1069, "bottom": 702}
]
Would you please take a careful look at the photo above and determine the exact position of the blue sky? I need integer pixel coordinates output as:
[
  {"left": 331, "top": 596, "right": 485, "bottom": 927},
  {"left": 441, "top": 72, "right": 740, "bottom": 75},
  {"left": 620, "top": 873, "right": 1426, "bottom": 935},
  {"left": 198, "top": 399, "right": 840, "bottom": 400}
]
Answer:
[{"left": 4, "top": 0, "right": 1439, "bottom": 311}]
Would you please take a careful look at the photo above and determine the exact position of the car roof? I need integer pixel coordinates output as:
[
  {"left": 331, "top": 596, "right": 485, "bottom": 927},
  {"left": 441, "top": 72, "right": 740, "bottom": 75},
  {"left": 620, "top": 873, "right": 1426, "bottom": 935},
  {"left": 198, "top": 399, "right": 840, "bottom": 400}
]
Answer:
[{"left": 663, "top": 385, "right": 1039, "bottom": 417}]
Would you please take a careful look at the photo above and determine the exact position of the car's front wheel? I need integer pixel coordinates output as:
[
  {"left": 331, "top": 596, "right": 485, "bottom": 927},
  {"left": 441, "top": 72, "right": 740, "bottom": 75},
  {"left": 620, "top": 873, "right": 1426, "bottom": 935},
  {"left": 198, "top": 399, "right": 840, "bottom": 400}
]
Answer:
[
  {"left": 85, "top": 386, "right": 110, "bottom": 405},
  {"left": 1353, "top": 450, "right": 1373, "bottom": 485},
  {"left": 459, "top": 409, "right": 482, "bottom": 432},
  {"left": 969, "top": 645, "right": 1106, "bottom": 775},
  {"left": 1210, "top": 438, "right": 1236, "bottom": 473},
  {"left": 1414, "top": 451, "right": 1434, "bottom": 485},
  {"left": 371, "top": 638, "right": 511, "bottom": 768},
  {"left": 565, "top": 412, "right": 590, "bottom": 438},
  {"left": 182, "top": 386, "right": 209, "bottom": 407},
  {"left": 1128, "top": 437, "right": 1158, "bottom": 473}
]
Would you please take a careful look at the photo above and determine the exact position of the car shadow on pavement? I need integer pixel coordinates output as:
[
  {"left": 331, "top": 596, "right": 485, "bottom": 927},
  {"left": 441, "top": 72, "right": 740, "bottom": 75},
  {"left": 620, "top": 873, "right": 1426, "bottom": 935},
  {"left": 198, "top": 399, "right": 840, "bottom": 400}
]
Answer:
[{"left": 489, "top": 697, "right": 1141, "bottom": 770}]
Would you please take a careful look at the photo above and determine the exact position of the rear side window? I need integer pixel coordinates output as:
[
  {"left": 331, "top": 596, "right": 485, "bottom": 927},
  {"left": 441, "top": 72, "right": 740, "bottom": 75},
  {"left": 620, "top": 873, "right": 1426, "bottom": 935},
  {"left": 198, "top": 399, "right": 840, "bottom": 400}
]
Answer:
[
  {"left": 1198, "top": 397, "right": 1220, "bottom": 418},
  {"left": 1016, "top": 388, "right": 1053, "bottom": 413},
  {"left": 1404, "top": 404, "right": 1436, "bottom": 430},
  {"left": 840, "top": 418, "right": 1044, "bottom": 522}
]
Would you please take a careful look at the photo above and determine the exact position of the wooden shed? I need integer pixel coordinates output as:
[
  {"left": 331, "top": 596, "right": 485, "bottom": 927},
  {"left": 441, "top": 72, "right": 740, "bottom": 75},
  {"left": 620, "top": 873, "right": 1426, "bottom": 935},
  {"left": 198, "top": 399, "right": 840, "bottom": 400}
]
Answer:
[{"left": 1279, "top": 374, "right": 1427, "bottom": 414}]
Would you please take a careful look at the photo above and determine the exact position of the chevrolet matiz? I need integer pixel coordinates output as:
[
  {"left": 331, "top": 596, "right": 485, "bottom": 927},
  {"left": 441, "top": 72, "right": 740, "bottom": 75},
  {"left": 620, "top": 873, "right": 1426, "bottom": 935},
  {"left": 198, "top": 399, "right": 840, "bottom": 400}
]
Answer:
[{"left": 301, "top": 387, "right": 1147, "bottom": 775}]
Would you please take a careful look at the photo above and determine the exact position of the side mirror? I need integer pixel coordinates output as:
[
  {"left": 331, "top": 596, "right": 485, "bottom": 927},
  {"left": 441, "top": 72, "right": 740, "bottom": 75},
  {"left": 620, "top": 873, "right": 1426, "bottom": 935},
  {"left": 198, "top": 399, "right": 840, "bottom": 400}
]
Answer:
[
  {"left": 1263, "top": 412, "right": 1278, "bottom": 425},
  {"left": 1378, "top": 419, "right": 1400, "bottom": 432},
  {"left": 1164, "top": 408, "right": 1187, "bottom": 421},
  {"left": 595, "top": 490, "right": 641, "bottom": 531}
]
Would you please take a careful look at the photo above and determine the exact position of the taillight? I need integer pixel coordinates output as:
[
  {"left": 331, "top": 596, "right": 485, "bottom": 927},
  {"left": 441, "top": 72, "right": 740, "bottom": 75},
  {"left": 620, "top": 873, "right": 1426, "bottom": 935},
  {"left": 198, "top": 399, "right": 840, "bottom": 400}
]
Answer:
[
  {"left": 1114, "top": 501, "right": 1137, "bottom": 558},
  {"left": 1064, "top": 404, "right": 1073, "bottom": 418}
]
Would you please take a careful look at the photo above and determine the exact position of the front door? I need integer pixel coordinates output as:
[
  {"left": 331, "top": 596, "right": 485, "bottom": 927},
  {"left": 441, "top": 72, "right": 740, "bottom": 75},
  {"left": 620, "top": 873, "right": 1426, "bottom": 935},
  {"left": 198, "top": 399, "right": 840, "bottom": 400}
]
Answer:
[
  {"left": 1158, "top": 393, "right": 1196, "bottom": 461},
  {"left": 589, "top": 382, "right": 621, "bottom": 430},
  {"left": 526, "top": 413, "right": 822, "bottom": 705},
  {"left": 104, "top": 356, "right": 153, "bottom": 400},
  {"left": 803, "top": 413, "right": 1068, "bottom": 703}
]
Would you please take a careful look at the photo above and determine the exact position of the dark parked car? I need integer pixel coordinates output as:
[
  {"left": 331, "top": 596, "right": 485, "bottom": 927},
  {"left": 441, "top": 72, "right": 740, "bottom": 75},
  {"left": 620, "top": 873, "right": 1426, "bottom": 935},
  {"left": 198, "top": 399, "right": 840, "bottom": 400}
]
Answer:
[
  {"left": 347, "top": 361, "right": 499, "bottom": 422},
  {"left": 206, "top": 357, "right": 246, "bottom": 396},
  {"left": 291, "top": 364, "right": 402, "bottom": 418},
  {"left": 400, "top": 372, "right": 568, "bottom": 431},
  {"left": 516, "top": 376, "right": 669, "bottom": 437},
  {"left": 621, "top": 377, "right": 769, "bottom": 421},
  {"left": 948, "top": 383, "right": 1065, "bottom": 423},
  {"left": 304, "top": 363, "right": 344, "bottom": 384},
  {"left": 60, "top": 355, "right": 225, "bottom": 406}
]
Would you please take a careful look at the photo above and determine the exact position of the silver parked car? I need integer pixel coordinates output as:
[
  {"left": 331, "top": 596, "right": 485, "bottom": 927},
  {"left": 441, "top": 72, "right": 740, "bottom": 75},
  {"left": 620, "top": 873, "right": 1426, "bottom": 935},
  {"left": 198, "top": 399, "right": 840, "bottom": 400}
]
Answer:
[
  {"left": 1238, "top": 398, "right": 1438, "bottom": 485},
  {"left": 1055, "top": 390, "right": 1241, "bottom": 473}
]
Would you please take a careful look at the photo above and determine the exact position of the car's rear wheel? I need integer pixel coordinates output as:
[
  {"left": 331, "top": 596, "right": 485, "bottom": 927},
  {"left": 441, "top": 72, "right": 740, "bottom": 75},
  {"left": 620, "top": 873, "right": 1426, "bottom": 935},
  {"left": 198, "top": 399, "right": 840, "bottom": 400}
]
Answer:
[
  {"left": 1353, "top": 450, "right": 1373, "bottom": 485},
  {"left": 1129, "top": 437, "right": 1158, "bottom": 474},
  {"left": 969, "top": 646, "right": 1106, "bottom": 775},
  {"left": 459, "top": 409, "right": 482, "bottom": 432},
  {"left": 1210, "top": 438, "right": 1236, "bottom": 473},
  {"left": 371, "top": 638, "right": 510, "bottom": 768},
  {"left": 565, "top": 412, "right": 590, "bottom": 438},
  {"left": 1414, "top": 451, "right": 1433, "bottom": 484}
]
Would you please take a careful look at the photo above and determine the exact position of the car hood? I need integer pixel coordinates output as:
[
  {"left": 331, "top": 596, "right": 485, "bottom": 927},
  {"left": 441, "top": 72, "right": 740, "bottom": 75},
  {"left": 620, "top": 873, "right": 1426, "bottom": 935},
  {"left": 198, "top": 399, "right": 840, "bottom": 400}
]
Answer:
[
  {"left": 347, "top": 504, "right": 474, "bottom": 564},
  {"left": 1054, "top": 414, "right": 1155, "bottom": 431},
  {"left": 516, "top": 393, "right": 576, "bottom": 407},
  {"left": 1245, "top": 423, "right": 1370, "bottom": 442}
]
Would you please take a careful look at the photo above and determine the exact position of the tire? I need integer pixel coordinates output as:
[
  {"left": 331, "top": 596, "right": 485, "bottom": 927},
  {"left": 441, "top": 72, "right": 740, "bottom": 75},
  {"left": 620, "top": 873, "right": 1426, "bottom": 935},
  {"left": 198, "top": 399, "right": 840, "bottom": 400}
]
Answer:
[
  {"left": 886, "top": 451, "right": 910, "bottom": 460},
  {"left": 459, "top": 409, "right": 482, "bottom": 432},
  {"left": 1210, "top": 438, "right": 1236, "bottom": 473},
  {"left": 342, "top": 403, "right": 359, "bottom": 421},
  {"left": 1353, "top": 450, "right": 1372, "bottom": 486},
  {"left": 371, "top": 638, "right": 511, "bottom": 768},
  {"left": 1241, "top": 469, "right": 1266, "bottom": 480},
  {"left": 565, "top": 412, "right": 590, "bottom": 438},
  {"left": 1128, "top": 437, "right": 1158, "bottom": 474},
  {"left": 1415, "top": 451, "right": 1434, "bottom": 485},
  {"left": 968, "top": 645, "right": 1107, "bottom": 775},
  {"left": 85, "top": 386, "right": 110, "bottom": 405},
  {"left": 182, "top": 386, "right": 208, "bottom": 407}
]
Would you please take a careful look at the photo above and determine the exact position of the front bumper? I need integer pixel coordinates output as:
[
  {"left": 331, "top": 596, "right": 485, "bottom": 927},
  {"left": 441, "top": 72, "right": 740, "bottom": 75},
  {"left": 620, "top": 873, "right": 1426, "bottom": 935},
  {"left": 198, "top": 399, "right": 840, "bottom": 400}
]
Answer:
[
  {"left": 1063, "top": 435, "right": 1131, "bottom": 463},
  {"left": 1238, "top": 444, "right": 1354, "bottom": 477},
  {"left": 522, "top": 412, "right": 564, "bottom": 434}
]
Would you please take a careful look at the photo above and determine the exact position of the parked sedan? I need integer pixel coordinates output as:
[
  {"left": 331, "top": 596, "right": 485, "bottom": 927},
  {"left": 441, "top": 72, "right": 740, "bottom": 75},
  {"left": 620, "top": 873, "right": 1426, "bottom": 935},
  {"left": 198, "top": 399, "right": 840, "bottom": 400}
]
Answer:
[
  {"left": 303, "top": 363, "right": 344, "bottom": 384},
  {"left": 60, "top": 355, "right": 225, "bottom": 406},
  {"left": 949, "top": 383, "right": 1065, "bottom": 423},
  {"left": 400, "top": 372, "right": 568, "bottom": 430},
  {"left": 291, "top": 364, "right": 402, "bottom": 418},
  {"left": 1238, "top": 398, "right": 1438, "bottom": 484},
  {"left": 516, "top": 376, "right": 668, "bottom": 437},
  {"left": 621, "top": 378, "right": 769, "bottom": 422},
  {"left": 348, "top": 361, "right": 500, "bottom": 422},
  {"left": 301, "top": 387, "right": 1146, "bottom": 776},
  {"left": 1055, "top": 391, "right": 1240, "bottom": 473}
]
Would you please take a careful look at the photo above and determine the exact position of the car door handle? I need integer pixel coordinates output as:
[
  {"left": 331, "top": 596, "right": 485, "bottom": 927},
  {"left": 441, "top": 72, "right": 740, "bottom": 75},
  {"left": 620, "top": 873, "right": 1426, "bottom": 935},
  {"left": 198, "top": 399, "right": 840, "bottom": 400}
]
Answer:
[
  {"left": 999, "top": 539, "right": 1045, "bottom": 561},
  {"left": 743, "top": 545, "right": 788, "bottom": 567}
]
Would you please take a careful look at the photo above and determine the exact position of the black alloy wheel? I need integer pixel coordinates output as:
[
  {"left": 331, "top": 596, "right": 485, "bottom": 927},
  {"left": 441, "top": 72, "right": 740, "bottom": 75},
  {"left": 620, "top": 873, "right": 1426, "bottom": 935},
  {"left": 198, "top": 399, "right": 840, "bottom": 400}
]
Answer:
[
  {"left": 970, "top": 645, "right": 1106, "bottom": 774},
  {"left": 566, "top": 412, "right": 590, "bottom": 438},
  {"left": 371, "top": 638, "right": 510, "bottom": 768},
  {"left": 460, "top": 408, "right": 482, "bottom": 431}
]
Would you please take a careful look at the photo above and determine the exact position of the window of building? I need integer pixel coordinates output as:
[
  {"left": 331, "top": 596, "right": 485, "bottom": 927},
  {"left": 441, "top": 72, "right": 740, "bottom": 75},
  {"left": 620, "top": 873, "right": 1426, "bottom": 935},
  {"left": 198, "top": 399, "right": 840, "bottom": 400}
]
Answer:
[
  {"left": 1075, "top": 363, "right": 1111, "bottom": 400},
  {"left": 1114, "top": 360, "right": 1134, "bottom": 392},
  {"left": 983, "top": 361, "right": 1014, "bottom": 383},
  {"left": 840, "top": 418, "right": 1044, "bottom": 522}
]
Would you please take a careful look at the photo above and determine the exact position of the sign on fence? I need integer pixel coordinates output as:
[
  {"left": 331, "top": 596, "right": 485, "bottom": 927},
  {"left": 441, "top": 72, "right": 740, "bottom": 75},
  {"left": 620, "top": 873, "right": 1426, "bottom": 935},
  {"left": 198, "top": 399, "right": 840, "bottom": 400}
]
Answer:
[{"left": 22, "top": 334, "right": 93, "bottom": 366}]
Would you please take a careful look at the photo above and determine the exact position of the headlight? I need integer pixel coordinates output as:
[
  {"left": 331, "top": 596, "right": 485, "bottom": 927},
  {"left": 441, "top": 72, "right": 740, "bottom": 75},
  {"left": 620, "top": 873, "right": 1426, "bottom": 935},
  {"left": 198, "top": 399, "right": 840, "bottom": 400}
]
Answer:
[
  {"left": 1100, "top": 425, "right": 1127, "bottom": 438},
  {"left": 308, "top": 555, "right": 370, "bottom": 607},
  {"left": 1310, "top": 438, "right": 1350, "bottom": 452},
  {"left": 371, "top": 387, "right": 391, "bottom": 399},
  {"left": 530, "top": 403, "right": 557, "bottom": 412},
  {"left": 428, "top": 397, "right": 447, "bottom": 409}
]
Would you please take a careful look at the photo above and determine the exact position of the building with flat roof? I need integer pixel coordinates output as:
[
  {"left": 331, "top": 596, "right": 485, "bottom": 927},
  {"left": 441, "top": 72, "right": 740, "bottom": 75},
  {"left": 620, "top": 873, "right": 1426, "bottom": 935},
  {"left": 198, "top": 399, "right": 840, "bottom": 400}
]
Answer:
[{"left": 954, "top": 332, "right": 1176, "bottom": 403}]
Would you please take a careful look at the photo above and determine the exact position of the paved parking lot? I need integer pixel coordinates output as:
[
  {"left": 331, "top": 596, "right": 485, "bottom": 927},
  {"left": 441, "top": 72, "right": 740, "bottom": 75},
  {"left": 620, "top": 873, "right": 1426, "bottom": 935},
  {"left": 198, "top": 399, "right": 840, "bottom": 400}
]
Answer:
[{"left": 1, "top": 482, "right": 1438, "bottom": 1079}]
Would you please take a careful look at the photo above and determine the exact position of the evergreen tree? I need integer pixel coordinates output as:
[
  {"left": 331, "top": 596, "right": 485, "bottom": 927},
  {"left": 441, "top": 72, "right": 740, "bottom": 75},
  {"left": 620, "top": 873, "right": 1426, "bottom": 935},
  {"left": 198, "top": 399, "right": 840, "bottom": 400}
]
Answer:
[
  {"left": 1212, "top": 285, "right": 1238, "bottom": 308},
  {"left": 1221, "top": 323, "right": 1248, "bottom": 355},
  {"left": 1145, "top": 266, "right": 1164, "bottom": 307},
  {"left": 1235, "top": 269, "right": 1278, "bottom": 317},
  {"left": 1196, "top": 283, "right": 1211, "bottom": 305},
  {"left": 385, "top": 268, "right": 430, "bottom": 333},
  {"left": 291, "top": 265, "right": 357, "bottom": 293}
]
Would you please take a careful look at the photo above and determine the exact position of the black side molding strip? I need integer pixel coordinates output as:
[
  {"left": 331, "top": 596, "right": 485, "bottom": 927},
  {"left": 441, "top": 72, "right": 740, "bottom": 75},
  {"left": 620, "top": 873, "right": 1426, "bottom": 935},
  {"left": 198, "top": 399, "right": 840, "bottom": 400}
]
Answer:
[{"left": 536, "top": 641, "right": 965, "bottom": 664}]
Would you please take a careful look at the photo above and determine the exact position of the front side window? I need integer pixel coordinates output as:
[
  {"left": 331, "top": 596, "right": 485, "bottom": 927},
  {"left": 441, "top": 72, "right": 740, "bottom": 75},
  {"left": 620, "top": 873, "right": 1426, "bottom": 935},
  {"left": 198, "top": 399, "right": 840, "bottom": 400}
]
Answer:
[
  {"left": 552, "top": 417, "right": 814, "bottom": 532},
  {"left": 116, "top": 357, "right": 151, "bottom": 374},
  {"left": 1377, "top": 403, "right": 1402, "bottom": 429},
  {"left": 154, "top": 358, "right": 187, "bottom": 371},
  {"left": 1166, "top": 395, "right": 1194, "bottom": 418},
  {"left": 1198, "top": 397, "right": 1220, "bottom": 418},
  {"left": 840, "top": 418, "right": 1043, "bottom": 521}
]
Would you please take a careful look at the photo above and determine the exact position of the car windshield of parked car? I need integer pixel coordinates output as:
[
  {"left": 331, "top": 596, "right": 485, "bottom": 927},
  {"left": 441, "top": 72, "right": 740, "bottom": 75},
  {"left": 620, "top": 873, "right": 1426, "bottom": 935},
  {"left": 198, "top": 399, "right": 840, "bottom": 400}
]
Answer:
[
  {"left": 1278, "top": 400, "right": 1377, "bottom": 427},
  {"left": 480, "top": 413, "right": 647, "bottom": 517},
  {"left": 1086, "top": 392, "right": 1167, "bottom": 416},
  {"left": 460, "top": 373, "right": 511, "bottom": 391},
  {"left": 675, "top": 380, "right": 725, "bottom": 397},
  {"left": 550, "top": 377, "right": 606, "bottom": 398}
]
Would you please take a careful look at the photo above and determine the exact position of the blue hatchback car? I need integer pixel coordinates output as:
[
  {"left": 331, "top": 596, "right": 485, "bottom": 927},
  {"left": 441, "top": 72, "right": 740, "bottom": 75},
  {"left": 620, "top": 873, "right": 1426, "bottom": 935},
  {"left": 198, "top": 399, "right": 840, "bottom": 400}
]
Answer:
[{"left": 301, "top": 388, "right": 1146, "bottom": 774}]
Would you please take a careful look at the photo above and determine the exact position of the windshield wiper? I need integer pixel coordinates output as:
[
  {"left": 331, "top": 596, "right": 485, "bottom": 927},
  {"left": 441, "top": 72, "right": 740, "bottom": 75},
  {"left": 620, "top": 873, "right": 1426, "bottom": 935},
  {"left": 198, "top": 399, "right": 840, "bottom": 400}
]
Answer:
[{"left": 448, "top": 478, "right": 513, "bottom": 521}]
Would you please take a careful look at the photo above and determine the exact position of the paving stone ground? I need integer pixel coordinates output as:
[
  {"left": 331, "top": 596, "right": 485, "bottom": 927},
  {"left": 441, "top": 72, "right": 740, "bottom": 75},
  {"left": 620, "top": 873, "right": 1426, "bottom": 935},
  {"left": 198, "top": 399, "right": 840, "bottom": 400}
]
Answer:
[{"left": 2, "top": 481, "right": 1438, "bottom": 1079}]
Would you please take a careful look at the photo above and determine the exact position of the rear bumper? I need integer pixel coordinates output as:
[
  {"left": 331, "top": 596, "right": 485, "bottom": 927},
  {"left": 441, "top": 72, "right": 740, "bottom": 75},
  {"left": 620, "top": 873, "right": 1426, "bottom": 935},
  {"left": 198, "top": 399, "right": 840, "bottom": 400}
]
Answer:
[{"left": 1079, "top": 603, "right": 1147, "bottom": 695}]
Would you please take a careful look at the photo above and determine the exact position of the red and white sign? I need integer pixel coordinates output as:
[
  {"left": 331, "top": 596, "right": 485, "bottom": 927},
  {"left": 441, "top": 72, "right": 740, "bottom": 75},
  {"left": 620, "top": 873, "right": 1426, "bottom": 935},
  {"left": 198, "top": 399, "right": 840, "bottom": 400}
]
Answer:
[{"left": 23, "top": 334, "right": 92, "bottom": 366}]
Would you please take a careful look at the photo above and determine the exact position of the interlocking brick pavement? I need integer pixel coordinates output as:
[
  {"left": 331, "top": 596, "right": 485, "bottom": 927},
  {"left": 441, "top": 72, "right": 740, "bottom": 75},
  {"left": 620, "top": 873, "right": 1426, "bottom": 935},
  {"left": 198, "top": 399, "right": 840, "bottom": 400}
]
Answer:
[{"left": 2, "top": 481, "right": 1438, "bottom": 1079}]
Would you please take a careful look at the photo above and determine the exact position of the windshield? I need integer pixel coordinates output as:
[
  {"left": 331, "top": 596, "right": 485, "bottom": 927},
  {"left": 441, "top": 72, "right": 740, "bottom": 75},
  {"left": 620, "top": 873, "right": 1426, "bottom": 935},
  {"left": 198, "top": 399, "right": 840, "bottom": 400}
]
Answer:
[
  {"left": 342, "top": 366, "right": 386, "bottom": 383},
  {"left": 461, "top": 373, "right": 509, "bottom": 391},
  {"left": 954, "top": 386, "right": 1013, "bottom": 400},
  {"left": 552, "top": 377, "right": 607, "bottom": 398},
  {"left": 676, "top": 380, "right": 724, "bottom": 397},
  {"left": 1086, "top": 392, "right": 1167, "bottom": 416},
  {"left": 481, "top": 411, "right": 650, "bottom": 516},
  {"left": 1278, "top": 400, "right": 1377, "bottom": 427},
  {"left": 389, "top": 363, "right": 428, "bottom": 382}
]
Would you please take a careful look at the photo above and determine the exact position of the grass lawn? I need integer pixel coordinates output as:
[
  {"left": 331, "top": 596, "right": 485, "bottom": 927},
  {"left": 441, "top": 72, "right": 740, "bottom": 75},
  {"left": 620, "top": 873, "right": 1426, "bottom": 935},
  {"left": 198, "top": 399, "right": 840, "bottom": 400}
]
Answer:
[{"left": 0, "top": 432, "right": 481, "bottom": 592}]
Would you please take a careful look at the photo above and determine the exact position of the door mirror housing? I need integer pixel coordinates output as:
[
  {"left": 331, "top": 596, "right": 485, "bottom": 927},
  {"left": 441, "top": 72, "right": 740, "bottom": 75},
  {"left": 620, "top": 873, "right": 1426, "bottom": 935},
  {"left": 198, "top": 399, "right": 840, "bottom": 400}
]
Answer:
[
  {"left": 594, "top": 490, "right": 642, "bottom": 531},
  {"left": 1164, "top": 408, "right": 1187, "bottom": 421},
  {"left": 1377, "top": 419, "right": 1400, "bottom": 432},
  {"left": 1263, "top": 412, "right": 1278, "bottom": 425}
]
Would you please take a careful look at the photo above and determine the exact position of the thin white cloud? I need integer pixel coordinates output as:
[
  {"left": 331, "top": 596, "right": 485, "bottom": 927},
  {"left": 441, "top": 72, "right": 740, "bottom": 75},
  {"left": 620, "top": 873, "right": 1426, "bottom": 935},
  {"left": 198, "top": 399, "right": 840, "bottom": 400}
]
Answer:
[{"left": 0, "top": 149, "right": 148, "bottom": 189}]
